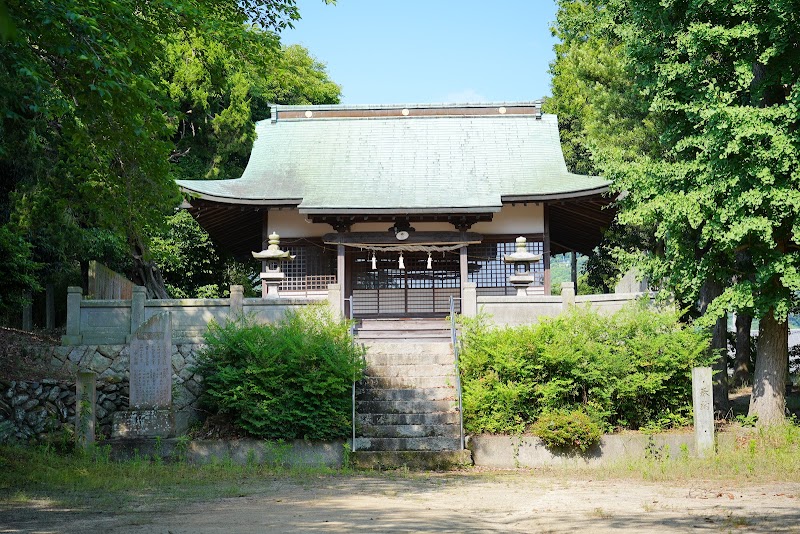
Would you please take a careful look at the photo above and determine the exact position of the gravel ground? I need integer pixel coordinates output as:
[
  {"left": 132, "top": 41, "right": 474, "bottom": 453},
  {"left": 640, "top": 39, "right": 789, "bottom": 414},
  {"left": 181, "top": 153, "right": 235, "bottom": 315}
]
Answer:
[{"left": 3, "top": 472, "right": 800, "bottom": 533}]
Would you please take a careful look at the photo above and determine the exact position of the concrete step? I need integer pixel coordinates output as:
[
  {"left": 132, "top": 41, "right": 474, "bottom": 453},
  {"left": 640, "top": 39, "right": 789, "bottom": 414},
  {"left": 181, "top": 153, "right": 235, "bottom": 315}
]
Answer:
[
  {"left": 357, "top": 331, "right": 451, "bottom": 341},
  {"left": 359, "top": 424, "right": 461, "bottom": 439},
  {"left": 360, "top": 376, "right": 457, "bottom": 389},
  {"left": 356, "top": 400, "right": 457, "bottom": 414},
  {"left": 356, "top": 412, "right": 460, "bottom": 426},
  {"left": 361, "top": 342, "right": 454, "bottom": 356},
  {"left": 354, "top": 436, "right": 462, "bottom": 451},
  {"left": 365, "top": 364, "right": 456, "bottom": 378},
  {"left": 353, "top": 450, "right": 472, "bottom": 470},
  {"left": 356, "top": 387, "right": 456, "bottom": 402},
  {"left": 358, "top": 319, "right": 452, "bottom": 331},
  {"left": 364, "top": 352, "right": 455, "bottom": 366}
]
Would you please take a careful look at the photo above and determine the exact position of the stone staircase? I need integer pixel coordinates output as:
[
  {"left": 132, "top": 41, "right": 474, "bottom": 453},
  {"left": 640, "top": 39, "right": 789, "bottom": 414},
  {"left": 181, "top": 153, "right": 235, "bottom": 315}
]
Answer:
[
  {"left": 352, "top": 319, "right": 472, "bottom": 469},
  {"left": 354, "top": 318, "right": 453, "bottom": 343}
]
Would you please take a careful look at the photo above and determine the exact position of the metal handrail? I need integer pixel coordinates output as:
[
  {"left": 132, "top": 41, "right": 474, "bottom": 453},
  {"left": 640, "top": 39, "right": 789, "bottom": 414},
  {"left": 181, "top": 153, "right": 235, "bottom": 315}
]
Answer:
[
  {"left": 345, "top": 295, "right": 358, "bottom": 452},
  {"left": 449, "top": 296, "right": 465, "bottom": 451}
]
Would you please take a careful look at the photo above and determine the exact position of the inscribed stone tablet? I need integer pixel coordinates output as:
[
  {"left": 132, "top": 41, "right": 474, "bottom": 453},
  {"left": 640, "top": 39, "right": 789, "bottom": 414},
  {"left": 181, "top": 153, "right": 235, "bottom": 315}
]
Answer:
[
  {"left": 692, "top": 366, "right": 714, "bottom": 457},
  {"left": 129, "top": 312, "right": 172, "bottom": 409}
]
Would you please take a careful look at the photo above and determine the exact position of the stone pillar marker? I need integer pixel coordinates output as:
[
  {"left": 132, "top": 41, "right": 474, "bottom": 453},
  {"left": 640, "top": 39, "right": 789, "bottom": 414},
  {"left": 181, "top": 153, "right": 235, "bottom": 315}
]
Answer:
[
  {"left": 76, "top": 371, "right": 96, "bottom": 449},
  {"left": 112, "top": 311, "right": 175, "bottom": 438},
  {"left": 692, "top": 366, "right": 715, "bottom": 457}
]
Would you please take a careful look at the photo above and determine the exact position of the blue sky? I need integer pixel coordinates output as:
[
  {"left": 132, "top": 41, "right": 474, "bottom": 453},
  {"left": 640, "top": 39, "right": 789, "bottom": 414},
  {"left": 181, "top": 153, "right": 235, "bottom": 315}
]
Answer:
[{"left": 281, "top": 1, "right": 559, "bottom": 105}]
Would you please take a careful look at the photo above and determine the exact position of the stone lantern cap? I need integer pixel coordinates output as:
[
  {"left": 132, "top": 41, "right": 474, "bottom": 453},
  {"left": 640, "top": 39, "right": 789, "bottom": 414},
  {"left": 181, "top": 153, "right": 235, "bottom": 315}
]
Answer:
[
  {"left": 503, "top": 236, "right": 541, "bottom": 264},
  {"left": 252, "top": 232, "right": 295, "bottom": 261}
]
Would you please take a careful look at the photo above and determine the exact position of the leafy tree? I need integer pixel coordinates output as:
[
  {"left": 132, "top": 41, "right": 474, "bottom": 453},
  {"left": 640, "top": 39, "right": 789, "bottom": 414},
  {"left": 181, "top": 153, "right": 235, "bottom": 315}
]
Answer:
[
  {"left": 545, "top": 0, "right": 661, "bottom": 300},
  {"left": 0, "top": 225, "right": 39, "bottom": 321},
  {"left": 600, "top": 0, "right": 800, "bottom": 425},
  {"left": 0, "top": 0, "right": 337, "bottom": 309}
]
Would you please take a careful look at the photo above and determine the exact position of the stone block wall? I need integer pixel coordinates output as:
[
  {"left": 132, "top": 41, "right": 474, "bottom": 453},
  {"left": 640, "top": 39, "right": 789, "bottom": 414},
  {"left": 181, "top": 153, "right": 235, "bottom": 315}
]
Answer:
[
  {"left": 0, "top": 378, "right": 128, "bottom": 442},
  {"left": 1, "top": 343, "right": 206, "bottom": 443},
  {"left": 49, "top": 343, "right": 206, "bottom": 434}
]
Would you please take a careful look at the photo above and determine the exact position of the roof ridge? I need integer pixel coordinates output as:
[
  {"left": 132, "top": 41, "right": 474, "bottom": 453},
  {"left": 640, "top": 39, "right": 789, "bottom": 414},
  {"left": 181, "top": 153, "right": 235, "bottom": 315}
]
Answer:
[{"left": 270, "top": 101, "right": 543, "bottom": 111}]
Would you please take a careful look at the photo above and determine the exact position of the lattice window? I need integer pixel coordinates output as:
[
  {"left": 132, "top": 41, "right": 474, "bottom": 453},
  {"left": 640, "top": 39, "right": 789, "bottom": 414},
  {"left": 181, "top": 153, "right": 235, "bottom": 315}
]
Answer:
[
  {"left": 468, "top": 238, "right": 545, "bottom": 296},
  {"left": 277, "top": 239, "right": 337, "bottom": 292}
]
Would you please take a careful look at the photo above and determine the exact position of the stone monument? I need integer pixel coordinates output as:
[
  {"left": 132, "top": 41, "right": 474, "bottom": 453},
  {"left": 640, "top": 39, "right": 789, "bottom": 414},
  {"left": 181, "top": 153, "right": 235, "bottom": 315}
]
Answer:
[
  {"left": 112, "top": 311, "right": 175, "bottom": 438},
  {"left": 692, "top": 366, "right": 715, "bottom": 457}
]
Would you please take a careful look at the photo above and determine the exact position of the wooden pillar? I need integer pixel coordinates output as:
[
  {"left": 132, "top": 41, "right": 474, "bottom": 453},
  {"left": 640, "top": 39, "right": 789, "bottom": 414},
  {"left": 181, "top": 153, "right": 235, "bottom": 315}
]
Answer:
[
  {"left": 22, "top": 291, "right": 32, "bottom": 331},
  {"left": 459, "top": 246, "right": 468, "bottom": 289},
  {"left": 570, "top": 251, "right": 578, "bottom": 291},
  {"left": 45, "top": 283, "right": 55, "bottom": 330},
  {"left": 459, "top": 246, "right": 469, "bottom": 314},
  {"left": 543, "top": 203, "right": 551, "bottom": 294},
  {"left": 337, "top": 244, "right": 346, "bottom": 316}
]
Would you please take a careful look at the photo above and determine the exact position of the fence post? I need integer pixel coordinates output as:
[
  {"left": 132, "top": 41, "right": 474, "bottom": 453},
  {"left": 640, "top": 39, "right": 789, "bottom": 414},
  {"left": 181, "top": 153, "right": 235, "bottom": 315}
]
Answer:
[
  {"left": 230, "top": 285, "right": 244, "bottom": 318},
  {"left": 461, "top": 282, "right": 477, "bottom": 317},
  {"left": 561, "top": 282, "right": 576, "bottom": 310},
  {"left": 327, "top": 284, "right": 342, "bottom": 320},
  {"left": 128, "top": 286, "right": 147, "bottom": 342},
  {"left": 61, "top": 286, "right": 83, "bottom": 345}
]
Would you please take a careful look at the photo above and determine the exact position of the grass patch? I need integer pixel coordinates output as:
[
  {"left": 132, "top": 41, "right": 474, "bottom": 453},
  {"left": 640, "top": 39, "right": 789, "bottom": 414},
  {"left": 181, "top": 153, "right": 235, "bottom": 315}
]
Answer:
[
  {"left": 557, "top": 424, "right": 800, "bottom": 484},
  {"left": 0, "top": 444, "right": 349, "bottom": 514}
]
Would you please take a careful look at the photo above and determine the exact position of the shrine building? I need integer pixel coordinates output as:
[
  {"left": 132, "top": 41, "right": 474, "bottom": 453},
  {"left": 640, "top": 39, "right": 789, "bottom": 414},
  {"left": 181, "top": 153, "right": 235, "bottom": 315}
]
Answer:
[{"left": 177, "top": 101, "right": 613, "bottom": 318}]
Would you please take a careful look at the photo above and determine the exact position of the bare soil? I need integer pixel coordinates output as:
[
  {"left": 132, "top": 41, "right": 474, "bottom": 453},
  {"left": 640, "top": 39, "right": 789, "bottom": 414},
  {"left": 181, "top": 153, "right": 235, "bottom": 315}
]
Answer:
[
  {"left": 0, "top": 327, "right": 64, "bottom": 381},
  {"left": 2, "top": 472, "right": 799, "bottom": 533}
]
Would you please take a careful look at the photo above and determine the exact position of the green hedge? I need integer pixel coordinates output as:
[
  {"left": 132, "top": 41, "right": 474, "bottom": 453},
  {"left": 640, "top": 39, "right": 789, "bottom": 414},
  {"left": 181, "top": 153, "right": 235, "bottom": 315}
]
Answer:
[
  {"left": 459, "top": 302, "right": 712, "bottom": 436},
  {"left": 195, "top": 306, "right": 365, "bottom": 440}
]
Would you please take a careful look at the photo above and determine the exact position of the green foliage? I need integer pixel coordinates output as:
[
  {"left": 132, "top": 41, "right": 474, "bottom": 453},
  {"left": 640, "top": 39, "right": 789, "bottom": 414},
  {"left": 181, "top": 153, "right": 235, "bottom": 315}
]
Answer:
[
  {"left": 531, "top": 409, "right": 602, "bottom": 452},
  {"left": 196, "top": 306, "right": 365, "bottom": 440},
  {"left": 0, "top": 224, "right": 39, "bottom": 320},
  {"left": 0, "top": 0, "right": 340, "bottom": 304},
  {"left": 459, "top": 302, "right": 712, "bottom": 435}
]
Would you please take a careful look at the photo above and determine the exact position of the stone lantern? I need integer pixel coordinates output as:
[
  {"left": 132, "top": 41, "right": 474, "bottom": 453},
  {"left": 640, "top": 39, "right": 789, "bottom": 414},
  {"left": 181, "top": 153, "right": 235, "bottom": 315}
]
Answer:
[
  {"left": 252, "top": 232, "right": 294, "bottom": 298},
  {"left": 503, "top": 236, "right": 542, "bottom": 296}
]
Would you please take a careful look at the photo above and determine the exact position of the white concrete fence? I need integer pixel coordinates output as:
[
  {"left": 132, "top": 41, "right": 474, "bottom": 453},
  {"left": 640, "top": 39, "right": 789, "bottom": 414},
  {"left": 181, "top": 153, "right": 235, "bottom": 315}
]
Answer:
[
  {"left": 61, "top": 282, "right": 650, "bottom": 346},
  {"left": 61, "top": 284, "right": 336, "bottom": 346},
  {"left": 462, "top": 281, "right": 649, "bottom": 326}
]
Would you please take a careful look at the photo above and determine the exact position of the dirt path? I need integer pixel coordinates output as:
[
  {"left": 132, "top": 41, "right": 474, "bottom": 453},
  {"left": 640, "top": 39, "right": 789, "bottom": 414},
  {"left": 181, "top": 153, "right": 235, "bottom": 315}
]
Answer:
[{"left": 3, "top": 473, "right": 800, "bottom": 533}]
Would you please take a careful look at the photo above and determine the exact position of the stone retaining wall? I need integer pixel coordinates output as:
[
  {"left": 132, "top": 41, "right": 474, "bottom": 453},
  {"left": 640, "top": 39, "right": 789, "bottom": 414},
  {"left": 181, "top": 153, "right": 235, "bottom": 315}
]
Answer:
[
  {"left": 0, "top": 378, "right": 128, "bottom": 442},
  {"left": 49, "top": 343, "right": 206, "bottom": 434},
  {"left": 1, "top": 342, "right": 207, "bottom": 444}
]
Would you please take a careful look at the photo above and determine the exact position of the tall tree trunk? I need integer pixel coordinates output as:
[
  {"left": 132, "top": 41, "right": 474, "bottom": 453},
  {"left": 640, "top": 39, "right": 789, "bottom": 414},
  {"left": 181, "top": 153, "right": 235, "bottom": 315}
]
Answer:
[
  {"left": 748, "top": 310, "right": 788, "bottom": 425},
  {"left": 699, "top": 280, "right": 730, "bottom": 414},
  {"left": 734, "top": 313, "right": 753, "bottom": 386},
  {"left": 130, "top": 239, "right": 170, "bottom": 299}
]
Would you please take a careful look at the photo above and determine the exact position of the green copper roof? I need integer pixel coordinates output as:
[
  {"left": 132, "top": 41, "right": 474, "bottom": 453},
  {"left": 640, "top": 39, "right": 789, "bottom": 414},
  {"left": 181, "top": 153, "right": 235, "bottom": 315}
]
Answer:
[{"left": 176, "top": 103, "right": 609, "bottom": 214}]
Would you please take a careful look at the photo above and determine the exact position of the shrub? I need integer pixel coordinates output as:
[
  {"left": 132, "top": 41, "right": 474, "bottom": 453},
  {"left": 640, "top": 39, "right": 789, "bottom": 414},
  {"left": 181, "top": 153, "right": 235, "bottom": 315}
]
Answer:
[
  {"left": 531, "top": 409, "right": 602, "bottom": 451},
  {"left": 195, "top": 306, "right": 365, "bottom": 440},
  {"left": 459, "top": 301, "right": 712, "bottom": 435}
]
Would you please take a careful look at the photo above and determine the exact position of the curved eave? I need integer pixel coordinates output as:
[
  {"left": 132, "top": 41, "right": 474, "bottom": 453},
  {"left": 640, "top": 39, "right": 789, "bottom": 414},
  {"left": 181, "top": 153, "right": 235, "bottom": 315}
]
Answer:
[
  {"left": 178, "top": 184, "right": 301, "bottom": 207},
  {"left": 501, "top": 184, "right": 611, "bottom": 203}
]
